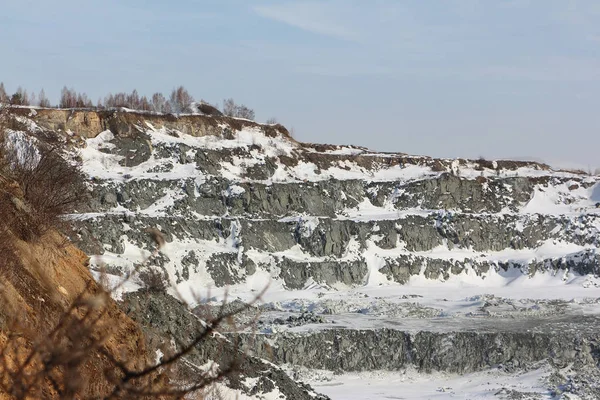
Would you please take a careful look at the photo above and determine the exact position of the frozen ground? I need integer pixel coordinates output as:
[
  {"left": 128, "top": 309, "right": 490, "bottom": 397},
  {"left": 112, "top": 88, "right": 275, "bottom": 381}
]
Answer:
[
  {"left": 206, "top": 276, "right": 600, "bottom": 399},
  {"left": 304, "top": 367, "right": 554, "bottom": 400}
]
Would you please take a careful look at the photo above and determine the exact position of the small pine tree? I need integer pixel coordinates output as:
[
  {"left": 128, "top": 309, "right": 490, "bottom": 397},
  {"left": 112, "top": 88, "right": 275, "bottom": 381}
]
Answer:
[{"left": 10, "top": 87, "right": 29, "bottom": 105}]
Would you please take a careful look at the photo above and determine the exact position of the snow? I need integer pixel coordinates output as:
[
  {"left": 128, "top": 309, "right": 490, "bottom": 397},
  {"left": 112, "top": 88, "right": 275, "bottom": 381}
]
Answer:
[
  {"left": 201, "top": 383, "right": 286, "bottom": 400},
  {"left": 5, "top": 130, "right": 40, "bottom": 167},
  {"left": 80, "top": 130, "right": 204, "bottom": 182},
  {"left": 224, "top": 184, "right": 246, "bottom": 196},
  {"left": 73, "top": 119, "right": 600, "bottom": 216},
  {"left": 317, "top": 147, "right": 366, "bottom": 156},
  {"left": 154, "top": 349, "right": 163, "bottom": 364},
  {"left": 362, "top": 242, "right": 393, "bottom": 286},
  {"left": 307, "top": 366, "right": 553, "bottom": 400},
  {"left": 89, "top": 269, "right": 141, "bottom": 301}
]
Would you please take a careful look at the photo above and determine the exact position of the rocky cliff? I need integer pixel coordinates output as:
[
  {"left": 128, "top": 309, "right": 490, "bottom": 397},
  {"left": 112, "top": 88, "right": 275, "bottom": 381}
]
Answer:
[{"left": 9, "top": 107, "right": 596, "bottom": 291}]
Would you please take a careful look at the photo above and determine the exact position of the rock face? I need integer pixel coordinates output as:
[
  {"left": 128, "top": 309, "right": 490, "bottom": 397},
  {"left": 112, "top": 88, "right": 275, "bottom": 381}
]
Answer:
[
  {"left": 121, "top": 290, "right": 330, "bottom": 400},
  {"left": 6, "top": 107, "right": 600, "bottom": 398},
  {"left": 8, "top": 107, "right": 600, "bottom": 290},
  {"left": 236, "top": 320, "right": 600, "bottom": 373}
]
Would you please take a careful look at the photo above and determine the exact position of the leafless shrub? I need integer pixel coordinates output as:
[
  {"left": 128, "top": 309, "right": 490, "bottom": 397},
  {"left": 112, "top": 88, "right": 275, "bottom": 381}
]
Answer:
[
  {"left": 222, "top": 98, "right": 255, "bottom": 120},
  {"left": 0, "top": 192, "right": 18, "bottom": 262},
  {"left": 475, "top": 156, "right": 495, "bottom": 171},
  {"left": 0, "top": 134, "right": 87, "bottom": 240},
  {"left": 137, "top": 267, "right": 168, "bottom": 292},
  {"left": 0, "top": 285, "right": 109, "bottom": 398},
  {"left": 265, "top": 117, "right": 277, "bottom": 125},
  {"left": 556, "top": 167, "right": 588, "bottom": 175},
  {"left": 430, "top": 160, "right": 446, "bottom": 172}
]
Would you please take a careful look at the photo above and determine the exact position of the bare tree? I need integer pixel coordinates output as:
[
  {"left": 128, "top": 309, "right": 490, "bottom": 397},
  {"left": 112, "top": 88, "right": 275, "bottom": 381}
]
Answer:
[
  {"left": 75, "top": 93, "right": 92, "bottom": 108},
  {"left": 38, "top": 89, "right": 51, "bottom": 108},
  {"left": 29, "top": 92, "right": 37, "bottom": 108},
  {"left": 151, "top": 93, "right": 170, "bottom": 113},
  {"left": 265, "top": 118, "right": 278, "bottom": 125},
  {"left": 139, "top": 95, "right": 151, "bottom": 111},
  {"left": 0, "top": 82, "right": 8, "bottom": 103},
  {"left": 236, "top": 105, "right": 255, "bottom": 120},
  {"left": 222, "top": 98, "right": 255, "bottom": 120},
  {"left": 126, "top": 89, "right": 140, "bottom": 109},
  {"left": 222, "top": 98, "right": 236, "bottom": 117},
  {"left": 60, "top": 87, "right": 77, "bottom": 108},
  {"left": 169, "top": 86, "right": 194, "bottom": 114},
  {"left": 107, "top": 92, "right": 128, "bottom": 108},
  {"left": 103, "top": 93, "right": 114, "bottom": 108}
]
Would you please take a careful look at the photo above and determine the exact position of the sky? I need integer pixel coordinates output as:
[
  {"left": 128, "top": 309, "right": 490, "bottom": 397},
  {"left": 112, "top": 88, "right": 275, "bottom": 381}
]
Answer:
[{"left": 1, "top": 0, "right": 599, "bottom": 170}]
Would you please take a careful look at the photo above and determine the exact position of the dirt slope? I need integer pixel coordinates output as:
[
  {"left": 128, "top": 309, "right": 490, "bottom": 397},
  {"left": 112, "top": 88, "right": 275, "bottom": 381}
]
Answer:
[{"left": 0, "top": 178, "right": 164, "bottom": 399}]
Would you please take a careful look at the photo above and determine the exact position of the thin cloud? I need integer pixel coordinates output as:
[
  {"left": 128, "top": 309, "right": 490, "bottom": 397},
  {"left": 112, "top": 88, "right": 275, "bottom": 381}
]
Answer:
[
  {"left": 295, "top": 63, "right": 392, "bottom": 78},
  {"left": 253, "top": 2, "right": 359, "bottom": 41}
]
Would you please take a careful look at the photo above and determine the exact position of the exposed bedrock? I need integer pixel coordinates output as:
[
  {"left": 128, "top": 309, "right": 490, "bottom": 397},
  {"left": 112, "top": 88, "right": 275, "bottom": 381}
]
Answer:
[
  {"left": 75, "top": 211, "right": 600, "bottom": 288},
  {"left": 77, "top": 211, "right": 600, "bottom": 256},
  {"left": 121, "top": 290, "right": 330, "bottom": 399},
  {"left": 235, "top": 321, "right": 600, "bottom": 374},
  {"left": 87, "top": 174, "right": 567, "bottom": 216}
]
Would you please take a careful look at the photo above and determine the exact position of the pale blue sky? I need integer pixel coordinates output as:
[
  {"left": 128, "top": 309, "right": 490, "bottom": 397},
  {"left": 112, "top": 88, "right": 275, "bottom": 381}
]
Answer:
[{"left": 1, "top": 0, "right": 599, "bottom": 169}]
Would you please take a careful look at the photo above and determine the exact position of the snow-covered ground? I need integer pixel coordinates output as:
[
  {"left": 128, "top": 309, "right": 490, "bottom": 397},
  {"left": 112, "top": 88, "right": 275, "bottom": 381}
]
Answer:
[{"left": 306, "top": 367, "right": 554, "bottom": 400}]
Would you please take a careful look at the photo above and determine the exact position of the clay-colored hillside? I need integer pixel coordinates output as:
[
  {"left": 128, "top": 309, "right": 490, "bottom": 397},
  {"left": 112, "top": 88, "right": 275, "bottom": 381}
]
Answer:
[
  {"left": 9, "top": 106, "right": 292, "bottom": 141},
  {"left": 0, "top": 177, "right": 166, "bottom": 399}
]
